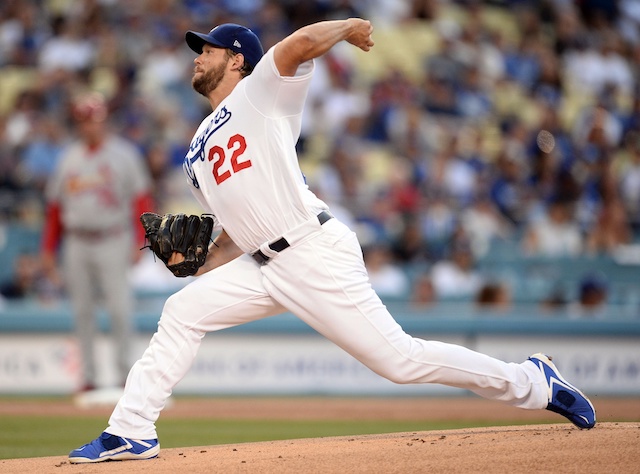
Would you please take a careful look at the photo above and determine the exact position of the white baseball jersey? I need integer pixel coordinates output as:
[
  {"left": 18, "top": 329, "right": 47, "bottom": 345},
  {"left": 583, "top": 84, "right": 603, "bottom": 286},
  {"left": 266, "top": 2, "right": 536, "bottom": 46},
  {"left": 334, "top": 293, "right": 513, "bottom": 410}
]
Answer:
[{"left": 183, "top": 47, "right": 327, "bottom": 253}]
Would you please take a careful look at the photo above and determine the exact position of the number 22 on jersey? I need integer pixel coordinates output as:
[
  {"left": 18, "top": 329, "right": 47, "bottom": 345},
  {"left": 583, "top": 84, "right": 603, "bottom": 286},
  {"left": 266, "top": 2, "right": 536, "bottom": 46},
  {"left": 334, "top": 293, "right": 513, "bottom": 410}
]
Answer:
[{"left": 209, "top": 134, "right": 251, "bottom": 185}]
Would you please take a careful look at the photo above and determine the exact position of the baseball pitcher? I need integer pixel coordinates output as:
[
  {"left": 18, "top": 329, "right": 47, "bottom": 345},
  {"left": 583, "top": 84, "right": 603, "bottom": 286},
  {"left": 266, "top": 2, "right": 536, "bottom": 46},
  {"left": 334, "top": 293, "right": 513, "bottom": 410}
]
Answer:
[{"left": 69, "top": 18, "right": 595, "bottom": 463}]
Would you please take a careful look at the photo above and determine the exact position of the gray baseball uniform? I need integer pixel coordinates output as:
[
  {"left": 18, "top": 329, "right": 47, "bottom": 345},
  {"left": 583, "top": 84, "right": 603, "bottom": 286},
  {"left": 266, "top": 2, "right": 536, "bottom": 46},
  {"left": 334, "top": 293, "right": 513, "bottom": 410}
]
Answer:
[{"left": 46, "top": 134, "right": 151, "bottom": 388}]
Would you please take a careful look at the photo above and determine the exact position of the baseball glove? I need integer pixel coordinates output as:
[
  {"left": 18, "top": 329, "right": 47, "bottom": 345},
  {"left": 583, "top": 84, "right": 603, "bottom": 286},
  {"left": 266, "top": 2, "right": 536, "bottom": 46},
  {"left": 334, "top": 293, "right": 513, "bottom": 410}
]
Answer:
[{"left": 140, "top": 212, "right": 214, "bottom": 277}]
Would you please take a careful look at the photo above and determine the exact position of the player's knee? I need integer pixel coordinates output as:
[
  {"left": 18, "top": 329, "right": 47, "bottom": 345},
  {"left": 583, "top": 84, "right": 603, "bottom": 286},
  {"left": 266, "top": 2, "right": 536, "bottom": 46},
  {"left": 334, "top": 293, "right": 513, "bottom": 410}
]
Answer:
[
  {"left": 161, "top": 290, "right": 191, "bottom": 324},
  {"left": 372, "top": 359, "right": 419, "bottom": 385},
  {"left": 160, "top": 283, "right": 213, "bottom": 331},
  {"left": 383, "top": 372, "right": 416, "bottom": 385}
]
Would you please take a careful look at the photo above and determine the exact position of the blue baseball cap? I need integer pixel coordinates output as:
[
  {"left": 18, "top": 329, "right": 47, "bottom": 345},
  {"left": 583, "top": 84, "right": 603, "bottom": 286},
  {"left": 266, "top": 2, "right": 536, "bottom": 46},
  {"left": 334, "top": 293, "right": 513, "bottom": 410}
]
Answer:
[{"left": 185, "top": 23, "right": 264, "bottom": 68}]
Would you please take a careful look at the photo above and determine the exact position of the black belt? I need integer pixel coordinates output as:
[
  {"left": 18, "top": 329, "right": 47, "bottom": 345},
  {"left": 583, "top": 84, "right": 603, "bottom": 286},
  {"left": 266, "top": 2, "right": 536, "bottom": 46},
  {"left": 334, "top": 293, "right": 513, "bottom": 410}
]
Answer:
[{"left": 251, "top": 211, "right": 333, "bottom": 265}]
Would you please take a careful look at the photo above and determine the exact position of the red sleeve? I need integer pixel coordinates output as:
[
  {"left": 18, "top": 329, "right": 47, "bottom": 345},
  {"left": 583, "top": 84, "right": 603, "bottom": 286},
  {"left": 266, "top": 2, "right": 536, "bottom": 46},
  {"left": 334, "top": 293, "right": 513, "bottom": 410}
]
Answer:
[
  {"left": 133, "top": 192, "right": 154, "bottom": 246},
  {"left": 41, "top": 202, "right": 63, "bottom": 255}
]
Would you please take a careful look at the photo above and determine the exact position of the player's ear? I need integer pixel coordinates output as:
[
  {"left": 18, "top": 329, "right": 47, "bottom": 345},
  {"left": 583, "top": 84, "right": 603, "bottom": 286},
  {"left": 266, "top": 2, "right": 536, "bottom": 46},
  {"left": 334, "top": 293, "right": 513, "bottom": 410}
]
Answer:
[{"left": 229, "top": 52, "right": 246, "bottom": 72}]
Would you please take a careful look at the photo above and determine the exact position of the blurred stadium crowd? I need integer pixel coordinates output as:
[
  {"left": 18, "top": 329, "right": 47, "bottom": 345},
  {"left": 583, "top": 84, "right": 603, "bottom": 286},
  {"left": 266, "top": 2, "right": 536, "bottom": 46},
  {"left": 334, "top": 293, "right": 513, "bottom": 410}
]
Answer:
[{"left": 1, "top": 0, "right": 639, "bottom": 313}]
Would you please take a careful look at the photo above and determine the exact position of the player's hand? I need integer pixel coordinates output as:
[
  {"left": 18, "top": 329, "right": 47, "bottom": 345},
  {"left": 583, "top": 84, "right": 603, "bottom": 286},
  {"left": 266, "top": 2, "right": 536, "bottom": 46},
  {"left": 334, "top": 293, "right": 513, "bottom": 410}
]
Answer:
[
  {"left": 346, "top": 19, "right": 374, "bottom": 52},
  {"left": 168, "top": 251, "right": 185, "bottom": 266}
]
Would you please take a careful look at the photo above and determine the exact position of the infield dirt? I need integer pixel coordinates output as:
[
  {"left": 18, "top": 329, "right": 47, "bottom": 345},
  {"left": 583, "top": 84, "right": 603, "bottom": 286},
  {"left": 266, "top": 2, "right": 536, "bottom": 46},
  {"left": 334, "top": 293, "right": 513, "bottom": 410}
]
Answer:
[{"left": 1, "top": 397, "right": 638, "bottom": 473}]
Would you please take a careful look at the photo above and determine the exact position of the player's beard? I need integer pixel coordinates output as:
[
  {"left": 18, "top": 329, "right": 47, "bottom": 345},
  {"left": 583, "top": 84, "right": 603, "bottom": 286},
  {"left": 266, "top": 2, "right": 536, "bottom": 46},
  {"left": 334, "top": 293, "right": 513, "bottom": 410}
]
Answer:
[{"left": 192, "top": 58, "right": 228, "bottom": 97}]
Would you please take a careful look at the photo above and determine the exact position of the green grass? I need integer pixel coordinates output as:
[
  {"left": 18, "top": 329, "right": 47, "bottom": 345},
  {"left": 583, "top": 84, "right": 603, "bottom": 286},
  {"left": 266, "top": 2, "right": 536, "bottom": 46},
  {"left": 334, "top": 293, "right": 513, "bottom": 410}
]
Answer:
[{"left": 0, "top": 415, "right": 521, "bottom": 460}]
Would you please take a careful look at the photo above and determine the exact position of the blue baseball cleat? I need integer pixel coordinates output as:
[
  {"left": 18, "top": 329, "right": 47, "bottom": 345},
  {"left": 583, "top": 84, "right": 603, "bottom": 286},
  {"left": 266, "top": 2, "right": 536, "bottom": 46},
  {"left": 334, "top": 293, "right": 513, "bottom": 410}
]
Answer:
[
  {"left": 69, "top": 432, "right": 159, "bottom": 463},
  {"left": 528, "top": 353, "right": 596, "bottom": 429}
]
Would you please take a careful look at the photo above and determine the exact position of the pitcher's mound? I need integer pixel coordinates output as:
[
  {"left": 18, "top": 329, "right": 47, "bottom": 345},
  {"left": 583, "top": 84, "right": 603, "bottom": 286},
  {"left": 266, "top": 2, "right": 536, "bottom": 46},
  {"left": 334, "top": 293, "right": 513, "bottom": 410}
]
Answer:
[{"left": 2, "top": 422, "right": 638, "bottom": 473}]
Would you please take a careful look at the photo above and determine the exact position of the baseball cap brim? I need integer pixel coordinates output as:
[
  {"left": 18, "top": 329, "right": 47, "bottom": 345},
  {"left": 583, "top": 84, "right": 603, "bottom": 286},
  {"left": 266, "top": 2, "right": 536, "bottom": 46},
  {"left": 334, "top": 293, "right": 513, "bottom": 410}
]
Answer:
[{"left": 185, "top": 31, "right": 225, "bottom": 54}]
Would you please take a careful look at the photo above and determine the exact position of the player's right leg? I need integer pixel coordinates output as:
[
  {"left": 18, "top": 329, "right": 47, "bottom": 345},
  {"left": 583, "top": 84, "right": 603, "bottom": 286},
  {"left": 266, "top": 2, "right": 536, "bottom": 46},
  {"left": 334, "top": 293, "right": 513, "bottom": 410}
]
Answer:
[
  {"left": 69, "top": 254, "right": 285, "bottom": 463},
  {"left": 63, "top": 239, "right": 98, "bottom": 391}
]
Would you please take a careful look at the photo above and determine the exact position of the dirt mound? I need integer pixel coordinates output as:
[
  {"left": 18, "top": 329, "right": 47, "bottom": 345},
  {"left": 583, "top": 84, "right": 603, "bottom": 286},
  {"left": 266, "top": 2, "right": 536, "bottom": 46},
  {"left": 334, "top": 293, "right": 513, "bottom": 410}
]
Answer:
[{"left": 1, "top": 422, "right": 638, "bottom": 473}]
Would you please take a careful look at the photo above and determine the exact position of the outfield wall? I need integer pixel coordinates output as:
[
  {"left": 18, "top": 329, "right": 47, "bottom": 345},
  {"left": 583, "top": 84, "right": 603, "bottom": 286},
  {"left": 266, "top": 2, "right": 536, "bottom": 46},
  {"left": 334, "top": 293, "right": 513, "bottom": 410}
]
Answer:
[{"left": 1, "top": 300, "right": 639, "bottom": 396}]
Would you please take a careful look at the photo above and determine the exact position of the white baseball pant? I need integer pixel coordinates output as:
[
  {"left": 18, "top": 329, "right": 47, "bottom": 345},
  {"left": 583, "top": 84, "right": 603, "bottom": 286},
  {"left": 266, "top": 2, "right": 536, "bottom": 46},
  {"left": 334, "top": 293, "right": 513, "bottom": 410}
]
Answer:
[{"left": 107, "top": 217, "right": 547, "bottom": 439}]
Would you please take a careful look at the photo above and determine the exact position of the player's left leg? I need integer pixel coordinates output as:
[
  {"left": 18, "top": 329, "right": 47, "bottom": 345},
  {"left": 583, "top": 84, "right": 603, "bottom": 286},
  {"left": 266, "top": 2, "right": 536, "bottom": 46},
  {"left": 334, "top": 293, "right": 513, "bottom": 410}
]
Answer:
[
  {"left": 93, "top": 233, "right": 134, "bottom": 386},
  {"left": 63, "top": 238, "right": 98, "bottom": 391},
  {"left": 262, "top": 218, "right": 595, "bottom": 428}
]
